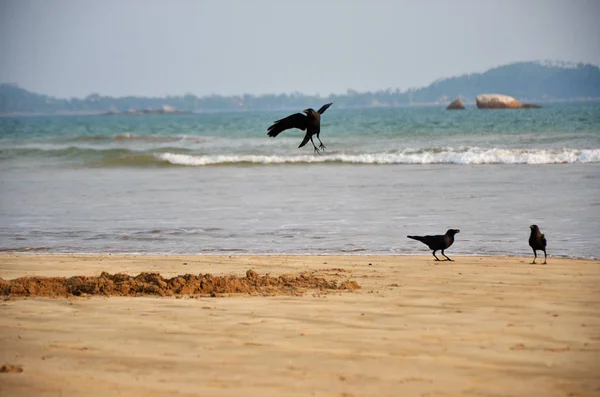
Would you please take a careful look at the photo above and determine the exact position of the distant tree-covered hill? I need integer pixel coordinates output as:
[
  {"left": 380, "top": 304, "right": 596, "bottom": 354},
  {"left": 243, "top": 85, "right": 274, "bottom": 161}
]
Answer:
[
  {"left": 1, "top": 61, "right": 599, "bottom": 114},
  {"left": 409, "top": 61, "right": 600, "bottom": 104}
]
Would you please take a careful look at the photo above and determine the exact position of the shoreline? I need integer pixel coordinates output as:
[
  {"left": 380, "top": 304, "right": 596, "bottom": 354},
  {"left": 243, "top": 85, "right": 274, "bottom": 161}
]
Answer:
[
  {"left": 1, "top": 252, "right": 597, "bottom": 262},
  {"left": 2, "top": 253, "right": 598, "bottom": 280},
  {"left": 1, "top": 254, "right": 599, "bottom": 396}
]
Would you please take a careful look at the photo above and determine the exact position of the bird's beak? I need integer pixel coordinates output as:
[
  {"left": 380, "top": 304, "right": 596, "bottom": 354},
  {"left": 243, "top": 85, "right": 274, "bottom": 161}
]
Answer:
[{"left": 302, "top": 109, "right": 309, "bottom": 114}]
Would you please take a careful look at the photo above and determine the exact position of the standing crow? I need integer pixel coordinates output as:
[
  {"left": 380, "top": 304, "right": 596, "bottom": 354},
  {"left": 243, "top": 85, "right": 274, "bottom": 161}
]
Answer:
[
  {"left": 528, "top": 224, "right": 547, "bottom": 264},
  {"left": 407, "top": 229, "right": 460, "bottom": 261},
  {"left": 267, "top": 103, "right": 333, "bottom": 153}
]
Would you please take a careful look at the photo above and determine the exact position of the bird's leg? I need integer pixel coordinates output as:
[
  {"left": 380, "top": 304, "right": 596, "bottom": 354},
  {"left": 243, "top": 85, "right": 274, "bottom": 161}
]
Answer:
[
  {"left": 317, "top": 137, "right": 326, "bottom": 151},
  {"left": 442, "top": 250, "right": 453, "bottom": 261},
  {"left": 543, "top": 249, "right": 547, "bottom": 264},
  {"left": 531, "top": 249, "right": 537, "bottom": 264},
  {"left": 310, "top": 136, "right": 321, "bottom": 154},
  {"left": 432, "top": 250, "right": 441, "bottom": 261}
]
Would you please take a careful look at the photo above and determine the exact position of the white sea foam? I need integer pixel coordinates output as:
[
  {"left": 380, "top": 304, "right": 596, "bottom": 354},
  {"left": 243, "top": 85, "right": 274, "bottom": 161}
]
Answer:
[{"left": 157, "top": 148, "right": 600, "bottom": 166}]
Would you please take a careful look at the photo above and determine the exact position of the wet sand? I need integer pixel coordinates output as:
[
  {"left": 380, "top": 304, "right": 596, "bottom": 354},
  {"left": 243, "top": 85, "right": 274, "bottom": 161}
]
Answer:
[{"left": 1, "top": 254, "right": 599, "bottom": 396}]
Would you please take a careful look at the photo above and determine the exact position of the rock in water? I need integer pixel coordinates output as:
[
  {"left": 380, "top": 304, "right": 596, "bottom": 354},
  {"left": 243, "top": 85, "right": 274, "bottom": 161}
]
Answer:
[
  {"left": 476, "top": 94, "right": 522, "bottom": 109},
  {"left": 446, "top": 98, "right": 465, "bottom": 110}
]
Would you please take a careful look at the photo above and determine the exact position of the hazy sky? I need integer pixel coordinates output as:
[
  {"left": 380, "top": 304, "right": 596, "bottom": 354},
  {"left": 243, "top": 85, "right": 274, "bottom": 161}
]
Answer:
[{"left": 1, "top": 0, "right": 599, "bottom": 98}]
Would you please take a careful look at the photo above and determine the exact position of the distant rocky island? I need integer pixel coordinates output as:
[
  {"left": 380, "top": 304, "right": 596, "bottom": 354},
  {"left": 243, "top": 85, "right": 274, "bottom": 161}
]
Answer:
[
  {"left": 474, "top": 94, "right": 541, "bottom": 109},
  {"left": 446, "top": 94, "right": 542, "bottom": 110},
  {"left": 1, "top": 61, "right": 599, "bottom": 115}
]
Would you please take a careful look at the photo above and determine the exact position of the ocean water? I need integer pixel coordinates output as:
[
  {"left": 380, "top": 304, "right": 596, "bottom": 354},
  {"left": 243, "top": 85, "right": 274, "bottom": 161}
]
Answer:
[{"left": 1, "top": 104, "right": 599, "bottom": 258}]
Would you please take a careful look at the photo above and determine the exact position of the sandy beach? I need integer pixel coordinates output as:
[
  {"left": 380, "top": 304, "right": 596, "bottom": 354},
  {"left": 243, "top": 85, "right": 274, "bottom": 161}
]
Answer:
[{"left": 1, "top": 254, "right": 599, "bottom": 397}]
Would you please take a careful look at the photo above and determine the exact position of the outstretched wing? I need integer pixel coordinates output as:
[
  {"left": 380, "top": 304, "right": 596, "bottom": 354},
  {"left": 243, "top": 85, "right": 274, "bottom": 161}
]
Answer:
[
  {"left": 317, "top": 102, "right": 333, "bottom": 114},
  {"left": 267, "top": 113, "right": 308, "bottom": 137}
]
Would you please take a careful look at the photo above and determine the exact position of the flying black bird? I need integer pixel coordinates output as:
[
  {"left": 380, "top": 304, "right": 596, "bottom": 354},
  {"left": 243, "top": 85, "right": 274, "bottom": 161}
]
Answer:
[
  {"left": 407, "top": 229, "right": 460, "bottom": 261},
  {"left": 528, "top": 224, "right": 547, "bottom": 264},
  {"left": 267, "top": 103, "right": 333, "bottom": 153}
]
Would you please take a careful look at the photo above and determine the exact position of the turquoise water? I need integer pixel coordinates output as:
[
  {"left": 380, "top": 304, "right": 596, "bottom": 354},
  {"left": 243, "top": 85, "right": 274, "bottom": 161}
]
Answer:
[{"left": 1, "top": 103, "right": 599, "bottom": 258}]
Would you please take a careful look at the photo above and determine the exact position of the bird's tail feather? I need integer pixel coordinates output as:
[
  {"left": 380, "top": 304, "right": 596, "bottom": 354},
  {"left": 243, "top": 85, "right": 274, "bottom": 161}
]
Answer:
[
  {"left": 407, "top": 235, "right": 425, "bottom": 242},
  {"left": 298, "top": 135, "right": 310, "bottom": 148}
]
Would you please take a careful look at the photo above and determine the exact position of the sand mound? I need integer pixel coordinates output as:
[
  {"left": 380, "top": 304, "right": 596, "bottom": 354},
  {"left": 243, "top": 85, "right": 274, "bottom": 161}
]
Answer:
[
  {"left": 0, "top": 365, "right": 23, "bottom": 373},
  {"left": 0, "top": 269, "right": 360, "bottom": 298}
]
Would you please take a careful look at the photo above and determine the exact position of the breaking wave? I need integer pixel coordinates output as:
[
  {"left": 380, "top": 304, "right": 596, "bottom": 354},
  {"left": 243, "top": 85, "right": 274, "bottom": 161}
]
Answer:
[
  {"left": 157, "top": 148, "right": 600, "bottom": 166},
  {"left": 2, "top": 146, "right": 599, "bottom": 167}
]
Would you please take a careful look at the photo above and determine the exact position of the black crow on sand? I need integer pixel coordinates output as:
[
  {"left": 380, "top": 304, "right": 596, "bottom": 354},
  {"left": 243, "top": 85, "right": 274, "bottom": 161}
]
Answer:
[
  {"left": 529, "top": 224, "right": 547, "bottom": 264},
  {"left": 407, "top": 229, "right": 460, "bottom": 261}
]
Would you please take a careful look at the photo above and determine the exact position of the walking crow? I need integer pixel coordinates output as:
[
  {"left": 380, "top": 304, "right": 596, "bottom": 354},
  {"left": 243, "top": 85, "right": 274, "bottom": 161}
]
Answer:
[{"left": 407, "top": 229, "right": 460, "bottom": 261}]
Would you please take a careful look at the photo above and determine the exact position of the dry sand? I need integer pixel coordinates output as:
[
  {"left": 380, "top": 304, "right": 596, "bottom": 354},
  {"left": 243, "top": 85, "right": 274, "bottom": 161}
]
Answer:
[{"left": 0, "top": 254, "right": 599, "bottom": 397}]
